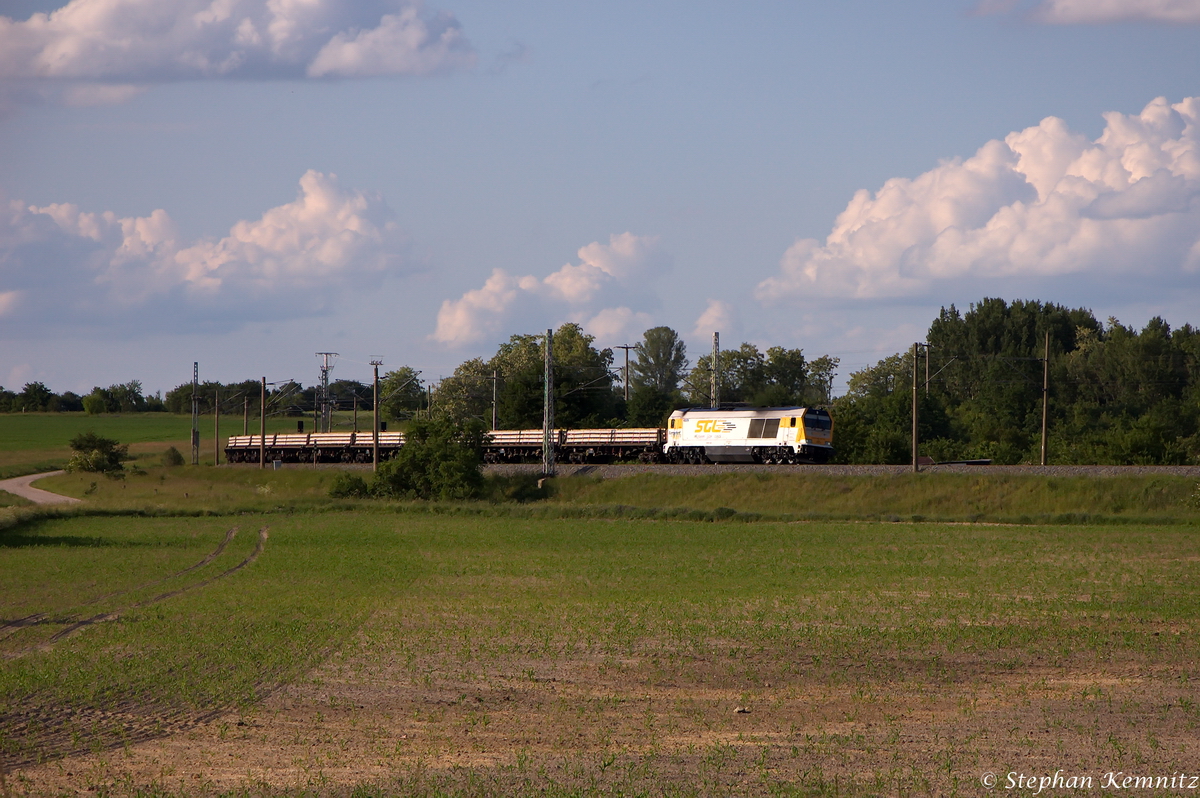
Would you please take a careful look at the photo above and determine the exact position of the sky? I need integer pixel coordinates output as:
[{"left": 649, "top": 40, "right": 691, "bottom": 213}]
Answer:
[{"left": 1, "top": 0, "right": 1199, "bottom": 397}]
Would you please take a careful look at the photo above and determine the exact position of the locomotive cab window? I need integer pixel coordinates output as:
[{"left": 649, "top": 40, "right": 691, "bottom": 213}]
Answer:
[{"left": 803, "top": 411, "right": 832, "bottom": 432}]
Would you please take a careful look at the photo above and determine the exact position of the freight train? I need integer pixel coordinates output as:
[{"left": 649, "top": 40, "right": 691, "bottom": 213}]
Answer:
[{"left": 224, "top": 405, "right": 833, "bottom": 465}]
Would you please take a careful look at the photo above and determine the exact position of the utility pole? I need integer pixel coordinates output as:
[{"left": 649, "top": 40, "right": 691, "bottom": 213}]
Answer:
[
  {"left": 191, "top": 362, "right": 199, "bottom": 465},
  {"left": 492, "top": 370, "right": 499, "bottom": 431},
  {"left": 912, "top": 343, "right": 920, "bottom": 473},
  {"left": 542, "top": 329, "right": 555, "bottom": 477},
  {"left": 710, "top": 332, "right": 720, "bottom": 408},
  {"left": 259, "top": 377, "right": 266, "bottom": 470},
  {"left": 353, "top": 393, "right": 358, "bottom": 432},
  {"left": 1041, "top": 331, "right": 1050, "bottom": 466},
  {"left": 316, "top": 352, "right": 338, "bottom": 432},
  {"left": 213, "top": 388, "right": 220, "bottom": 466},
  {"left": 243, "top": 396, "right": 249, "bottom": 436},
  {"left": 371, "top": 361, "right": 382, "bottom": 472},
  {"left": 616, "top": 344, "right": 635, "bottom": 402}
]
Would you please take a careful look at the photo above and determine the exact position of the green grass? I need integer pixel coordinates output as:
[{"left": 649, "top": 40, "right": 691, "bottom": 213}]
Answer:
[
  {"left": 0, "top": 513, "right": 418, "bottom": 768},
  {"left": 4, "top": 509, "right": 1200, "bottom": 786},
  {"left": 6, "top": 448, "right": 1200, "bottom": 793},
  {"left": 0, "top": 490, "right": 31, "bottom": 508},
  {"left": 25, "top": 467, "right": 1200, "bottom": 526},
  {"left": 0, "top": 412, "right": 379, "bottom": 478},
  {"left": 35, "top": 464, "right": 347, "bottom": 514},
  {"left": 548, "top": 471, "right": 1200, "bottom": 523}
]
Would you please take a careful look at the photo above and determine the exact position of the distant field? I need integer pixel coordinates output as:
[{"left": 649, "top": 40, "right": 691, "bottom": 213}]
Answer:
[
  {"left": 5, "top": 510, "right": 1200, "bottom": 795},
  {"left": 0, "top": 412, "right": 376, "bottom": 478}
]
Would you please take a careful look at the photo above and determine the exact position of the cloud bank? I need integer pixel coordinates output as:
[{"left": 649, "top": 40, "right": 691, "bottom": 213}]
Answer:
[
  {"left": 0, "top": 170, "right": 407, "bottom": 333},
  {"left": 0, "top": 0, "right": 474, "bottom": 108},
  {"left": 758, "top": 96, "right": 1200, "bottom": 305},
  {"left": 432, "top": 233, "right": 670, "bottom": 347},
  {"left": 977, "top": 0, "right": 1200, "bottom": 24}
]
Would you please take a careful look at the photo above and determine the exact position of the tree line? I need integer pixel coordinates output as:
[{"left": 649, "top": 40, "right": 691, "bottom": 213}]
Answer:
[
  {"left": 0, "top": 380, "right": 165, "bottom": 413},
  {"left": 835, "top": 298, "right": 1200, "bottom": 465},
  {"left": 6, "top": 297, "right": 1199, "bottom": 464}
]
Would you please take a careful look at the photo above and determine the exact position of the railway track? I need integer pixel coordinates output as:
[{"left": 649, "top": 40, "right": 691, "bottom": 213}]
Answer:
[{"left": 484, "top": 463, "right": 1200, "bottom": 478}]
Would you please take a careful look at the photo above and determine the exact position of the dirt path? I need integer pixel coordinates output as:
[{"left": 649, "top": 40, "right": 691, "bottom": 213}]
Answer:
[{"left": 0, "top": 471, "right": 80, "bottom": 505}]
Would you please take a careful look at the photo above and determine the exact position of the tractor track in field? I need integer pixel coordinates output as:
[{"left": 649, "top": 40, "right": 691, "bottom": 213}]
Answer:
[
  {"left": 46, "top": 526, "right": 268, "bottom": 645},
  {"left": 0, "top": 527, "right": 240, "bottom": 642},
  {"left": 0, "top": 528, "right": 270, "bottom": 770}
]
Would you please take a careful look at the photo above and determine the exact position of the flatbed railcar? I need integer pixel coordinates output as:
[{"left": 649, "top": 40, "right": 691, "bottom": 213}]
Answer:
[
  {"left": 223, "top": 407, "right": 833, "bottom": 465},
  {"left": 223, "top": 428, "right": 665, "bottom": 464}
]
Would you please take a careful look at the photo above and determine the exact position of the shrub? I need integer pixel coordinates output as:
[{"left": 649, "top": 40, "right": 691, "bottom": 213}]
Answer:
[
  {"left": 329, "top": 473, "right": 370, "bottom": 499},
  {"left": 372, "top": 418, "right": 487, "bottom": 501},
  {"left": 161, "top": 446, "right": 185, "bottom": 467},
  {"left": 483, "top": 473, "right": 549, "bottom": 503},
  {"left": 65, "top": 431, "right": 128, "bottom": 474}
]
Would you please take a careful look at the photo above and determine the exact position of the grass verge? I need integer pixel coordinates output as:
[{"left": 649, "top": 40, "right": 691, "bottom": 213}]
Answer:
[{"left": 547, "top": 471, "right": 1200, "bottom": 524}]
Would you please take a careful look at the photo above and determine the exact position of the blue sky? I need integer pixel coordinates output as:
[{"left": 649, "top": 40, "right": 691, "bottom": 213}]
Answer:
[{"left": 2, "top": 0, "right": 1199, "bottom": 396}]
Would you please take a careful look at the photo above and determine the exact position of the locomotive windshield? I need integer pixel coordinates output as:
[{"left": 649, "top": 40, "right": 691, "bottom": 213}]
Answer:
[{"left": 803, "top": 411, "right": 832, "bottom": 432}]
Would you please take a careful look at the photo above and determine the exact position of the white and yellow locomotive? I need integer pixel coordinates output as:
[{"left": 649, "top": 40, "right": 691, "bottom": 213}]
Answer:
[{"left": 663, "top": 406, "right": 834, "bottom": 464}]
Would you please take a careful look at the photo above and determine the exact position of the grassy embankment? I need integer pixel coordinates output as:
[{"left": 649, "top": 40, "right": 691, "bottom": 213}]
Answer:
[
  {"left": 548, "top": 471, "right": 1200, "bottom": 524},
  {"left": 3, "top": 511, "right": 1200, "bottom": 794},
  {"left": 20, "top": 465, "right": 1200, "bottom": 525}
]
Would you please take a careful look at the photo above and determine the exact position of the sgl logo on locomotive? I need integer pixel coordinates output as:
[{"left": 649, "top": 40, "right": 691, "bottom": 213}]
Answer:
[{"left": 693, "top": 420, "right": 737, "bottom": 433}]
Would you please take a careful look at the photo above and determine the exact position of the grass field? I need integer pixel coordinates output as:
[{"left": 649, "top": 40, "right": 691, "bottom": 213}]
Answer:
[
  {"left": 0, "top": 412, "right": 380, "bottom": 478},
  {"left": 3, "top": 413, "right": 1200, "bottom": 795},
  {"left": 4, "top": 509, "right": 1200, "bottom": 795}
]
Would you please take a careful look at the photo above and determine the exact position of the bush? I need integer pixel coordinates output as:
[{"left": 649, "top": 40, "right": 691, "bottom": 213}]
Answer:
[
  {"left": 329, "top": 472, "right": 370, "bottom": 498},
  {"left": 483, "top": 473, "right": 548, "bottom": 503},
  {"left": 161, "top": 446, "right": 185, "bottom": 467},
  {"left": 372, "top": 418, "right": 487, "bottom": 501},
  {"left": 65, "top": 431, "right": 128, "bottom": 474}
]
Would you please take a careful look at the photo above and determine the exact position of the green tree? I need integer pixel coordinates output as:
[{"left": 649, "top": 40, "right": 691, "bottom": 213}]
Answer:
[
  {"left": 379, "top": 367, "right": 426, "bottom": 420},
  {"left": 626, "top": 384, "right": 677, "bottom": 427},
  {"left": 684, "top": 343, "right": 833, "bottom": 407},
  {"left": 65, "top": 431, "right": 129, "bottom": 474},
  {"left": 805, "top": 355, "right": 840, "bottom": 405},
  {"left": 631, "top": 326, "right": 688, "bottom": 393},
  {"left": 372, "top": 417, "right": 487, "bottom": 500},
  {"left": 468, "top": 323, "right": 618, "bottom": 429},
  {"left": 18, "top": 382, "right": 53, "bottom": 411},
  {"left": 833, "top": 351, "right": 954, "bottom": 464},
  {"left": 431, "top": 358, "right": 494, "bottom": 425}
]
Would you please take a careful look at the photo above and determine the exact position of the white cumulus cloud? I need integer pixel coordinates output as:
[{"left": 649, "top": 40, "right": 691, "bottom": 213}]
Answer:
[
  {"left": 692, "top": 299, "right": 739, "bottom": 339},
  {"left": 757, "top": 96, "right": 1200, "bottom": 305},
  {"left": 0, "top": 0, "right": 474, "bottom": 108},
  {"left": 976, "top": 0, "right": 1200, "bottom": 23},
  {"left": 0, "top": 170, "right": 408, "bottom": 333},
  {"left": 432, "top": 233, "right": 670, "bottom": 347}
]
